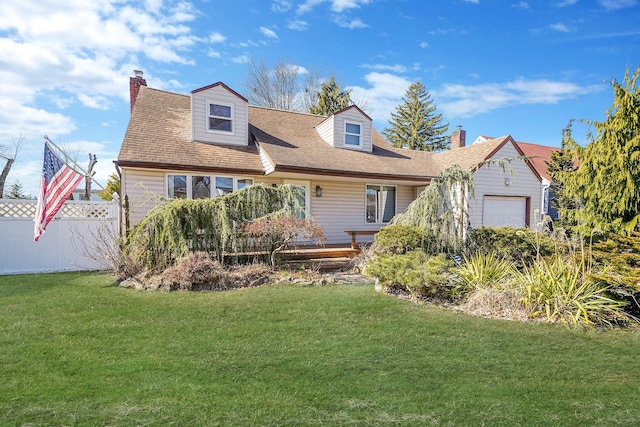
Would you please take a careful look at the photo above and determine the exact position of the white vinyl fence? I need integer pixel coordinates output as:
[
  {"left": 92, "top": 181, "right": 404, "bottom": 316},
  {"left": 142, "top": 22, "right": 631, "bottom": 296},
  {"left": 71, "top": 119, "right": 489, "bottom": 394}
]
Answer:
[{"left": 0, "top": 199, "right": 119, "bottom": 275}]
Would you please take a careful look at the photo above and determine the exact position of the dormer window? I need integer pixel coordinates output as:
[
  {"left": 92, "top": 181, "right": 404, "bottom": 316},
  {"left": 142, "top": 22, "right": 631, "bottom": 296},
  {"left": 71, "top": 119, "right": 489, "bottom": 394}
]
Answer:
[
  {"left": 208, "top": 101, "right": 233, "bottom": 133},
  {"left": 344, "top": 122, "right": 361, "bottom": 147}
]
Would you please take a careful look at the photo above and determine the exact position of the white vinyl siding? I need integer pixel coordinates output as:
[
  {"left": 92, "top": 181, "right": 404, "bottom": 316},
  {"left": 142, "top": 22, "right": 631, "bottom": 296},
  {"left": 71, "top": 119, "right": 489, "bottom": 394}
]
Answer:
[
  {"left": 191, "top": 85, "right": 248, "bottom": 146},
  {"left": 121, "top": 168, "right": 165, "bottom": 225},
  {"left": 316, "top": 116, "right": 335, "bottom": 146},
  {"left": 467, "top": 142, "right": 542, "bottom": 230},
  {"left": 309, "top": 181, "right": 414, "bottom": 244}
]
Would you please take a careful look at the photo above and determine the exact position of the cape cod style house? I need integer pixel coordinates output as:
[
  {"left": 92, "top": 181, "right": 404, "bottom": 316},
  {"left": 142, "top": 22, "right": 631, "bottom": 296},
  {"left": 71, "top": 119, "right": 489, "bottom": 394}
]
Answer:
[{"left": 117, "top": 72, "right": 547, "bottom": 245}]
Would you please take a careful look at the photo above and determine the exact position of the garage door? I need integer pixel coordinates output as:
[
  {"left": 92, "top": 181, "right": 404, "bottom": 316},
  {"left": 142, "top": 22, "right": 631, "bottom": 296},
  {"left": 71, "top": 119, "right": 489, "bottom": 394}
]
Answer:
[{"left": 483, "top": 196, "right": 526, "bottom": 228}]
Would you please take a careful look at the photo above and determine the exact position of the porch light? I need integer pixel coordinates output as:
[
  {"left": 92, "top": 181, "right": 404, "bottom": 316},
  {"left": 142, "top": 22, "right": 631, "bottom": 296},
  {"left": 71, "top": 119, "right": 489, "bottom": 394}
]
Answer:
[
  {"left": 315, "top": 185, "right": 323, "bottom": 197},
  {"left": 504, "top": 178, "right": 512, "bottom": 186}
]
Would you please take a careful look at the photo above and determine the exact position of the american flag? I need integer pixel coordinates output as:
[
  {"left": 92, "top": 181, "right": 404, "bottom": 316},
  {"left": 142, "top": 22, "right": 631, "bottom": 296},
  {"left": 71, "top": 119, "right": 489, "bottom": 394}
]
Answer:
[{"left": 33, "top": 142, "right": 85, "bottom": 241}]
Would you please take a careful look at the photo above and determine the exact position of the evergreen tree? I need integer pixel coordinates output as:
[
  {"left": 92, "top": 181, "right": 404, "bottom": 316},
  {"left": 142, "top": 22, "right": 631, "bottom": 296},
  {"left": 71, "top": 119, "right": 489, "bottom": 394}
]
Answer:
[
  {"left": 555, "top": 65, "right": 640, "bottom": 235},
  {"left": 308, "top": 77, "right": 352, "bottom": 115},
  {"left": 383, "top": 81, "right": 449, "bottom": 151},
  {"left": 547, "top": 122, "right": 579, "bottom": 229},
  {"left": 7, "top": 181, "right": 28, "bottom": 199},
  {"left": 98, "top": 173, "right": 120, "bottom": 201}
]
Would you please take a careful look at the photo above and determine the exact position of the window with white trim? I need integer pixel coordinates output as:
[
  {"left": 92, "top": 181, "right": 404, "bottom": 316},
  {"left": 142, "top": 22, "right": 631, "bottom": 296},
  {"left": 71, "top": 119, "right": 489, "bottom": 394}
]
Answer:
[
  {"left": 207, "top": 101, "right": 233, "bottom": 133},
  {"left": 167, "top": 174, "right": 253, "bottom": 199},
  {"left": 366, "top": 184, "right": 396, "bottom": 223},
  {"left": 344, "top": 122, "right": 361, "bottom": 147}
]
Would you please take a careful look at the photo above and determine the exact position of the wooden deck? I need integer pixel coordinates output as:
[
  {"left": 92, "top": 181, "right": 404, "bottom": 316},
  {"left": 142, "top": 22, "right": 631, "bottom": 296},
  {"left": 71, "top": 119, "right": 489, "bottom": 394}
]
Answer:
[
  {"left": 282, "top": 244, "right": 360, "bottom": 260},
  {"left": 281, "top": 244, "right": 362, "bottom": 271}
]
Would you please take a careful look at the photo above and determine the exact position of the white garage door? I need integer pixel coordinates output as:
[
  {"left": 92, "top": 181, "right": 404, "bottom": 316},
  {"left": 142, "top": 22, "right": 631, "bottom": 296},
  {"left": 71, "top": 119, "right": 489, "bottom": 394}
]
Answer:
[{"left": 483, "top": 196, "right": 526, "bottom": 228}]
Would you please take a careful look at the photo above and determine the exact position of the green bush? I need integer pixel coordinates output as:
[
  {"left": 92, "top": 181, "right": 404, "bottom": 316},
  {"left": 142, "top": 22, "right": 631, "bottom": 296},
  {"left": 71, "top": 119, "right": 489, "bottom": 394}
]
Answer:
[
  {"left": 467, "top": 226, "right": 556, "bottom": 268},
  {"left": 374, "top": 224, "right": 437, "bottom": 255},
  {"left": 366, "top": 251, "right": 454, "bottom": 298}
]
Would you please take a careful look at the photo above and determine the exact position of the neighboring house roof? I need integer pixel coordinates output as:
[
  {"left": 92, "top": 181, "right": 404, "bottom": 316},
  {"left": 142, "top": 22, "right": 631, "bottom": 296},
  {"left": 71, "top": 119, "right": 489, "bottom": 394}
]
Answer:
[
  {"left": 118, "top": 86, "right": 440, "bottom": 182},
  {"left": 514, "top": 141, "right": 559, "bottom": 182}
]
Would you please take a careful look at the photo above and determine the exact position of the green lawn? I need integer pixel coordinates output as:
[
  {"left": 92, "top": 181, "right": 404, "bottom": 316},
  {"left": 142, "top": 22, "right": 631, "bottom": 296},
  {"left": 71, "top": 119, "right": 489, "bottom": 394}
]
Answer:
[{"left": 1, "top": 272, "right": 640, "bottom": 426}]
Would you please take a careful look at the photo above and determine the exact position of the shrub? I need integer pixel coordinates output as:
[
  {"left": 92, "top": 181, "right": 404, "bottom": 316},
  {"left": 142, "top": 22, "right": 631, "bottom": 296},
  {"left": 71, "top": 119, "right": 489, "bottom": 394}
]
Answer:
[
  {"left": 455, "top": 252, "right": 516, "bottom": 296},
  {"left": 373, "top": 224, "right": 437, "bottom": 255},
  {"left": 517, "top": 257, "right": 627, "bottom": 326},
  {"left": 162, "top": 252, "right": 227, "bottom": 291},
  {"left": 366, "top": 251, "right": 454, "bottom": 298},
  {"left": 467, "top": 226, "right": 556, "bottom": 268}
]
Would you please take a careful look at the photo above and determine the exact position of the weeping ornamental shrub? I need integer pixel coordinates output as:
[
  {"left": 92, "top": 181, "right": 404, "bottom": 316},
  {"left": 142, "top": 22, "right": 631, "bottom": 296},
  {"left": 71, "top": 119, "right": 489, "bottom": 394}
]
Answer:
[
  {"left": 123, "top": 184, "right": 305, "bottom": 272},
  {"left": 390, "top": 165, "right": 474, "bottom": 254}
]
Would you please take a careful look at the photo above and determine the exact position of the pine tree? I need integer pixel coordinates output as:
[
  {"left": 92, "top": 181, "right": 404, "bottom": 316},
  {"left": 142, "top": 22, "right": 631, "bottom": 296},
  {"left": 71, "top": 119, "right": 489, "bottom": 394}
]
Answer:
[
  {"left": 555, "top": 65, "right": 640, "bottom": 235},
  {"left": 547, "top": 122, "right": 579, "bottom": 229},
  {"left": 7, "top": 181, "right": 28, "bottom": 199},
  {"left": 383, "top": 81, "right": 449, "bottom": 151},
  {"left": 308, "top": 77, "right": 352, "bottom": 115}
]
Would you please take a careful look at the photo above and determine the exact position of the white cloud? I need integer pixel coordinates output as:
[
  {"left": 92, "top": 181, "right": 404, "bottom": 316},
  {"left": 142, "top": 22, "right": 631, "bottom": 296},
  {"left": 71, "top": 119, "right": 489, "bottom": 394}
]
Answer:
[
  {"left": 556, "top": 0, "right": 578, "bottom": 6},
  {"left": 550, "top": 22, "right": 572, "bottom": 32},
  {"left": 0, "top": 0, "right": 203, "bottom": 138},
  {"left": 349, "top": 72, "right": 413, "bottom": 124},
  {"left": 288, "top": 20, "right": 309, "bottom": 31},
  {"left": 259, "top": 26, "right": 279, "bottom": 39},
  {"left": 334, "top": 17, "right": 368, "bottom": 29},
  {"left": 271, "top": 0, "right": 292, "bottom": 12},
  {"left": 297, "top": 0, "right": 325, "bottom": 14},
  {"left": 420, "top": 41, "right": 429, "bottom": 48},
  {"left": 435, "top": 78, "right": 603, "bottom": 117},
  {"left": 599, "top": 0, "right": 637, "bottom": 9},
  {"left": 513, "top": 1, "right": 529, "bottom": 8},
  {"left": 232, "top": 55, "right": 252, "bottom": 64},
  {"left": 463, "top": 0, "right": 480, "bottom": 3},
  {"left": 209, "top": 32, "right": 226, "bottom": 43},
  {"left": 297, "top": 0, "right": 371, "bottom": 14},
  {"left": 361, "top": 64, "right": 409, "bottom": 73}
]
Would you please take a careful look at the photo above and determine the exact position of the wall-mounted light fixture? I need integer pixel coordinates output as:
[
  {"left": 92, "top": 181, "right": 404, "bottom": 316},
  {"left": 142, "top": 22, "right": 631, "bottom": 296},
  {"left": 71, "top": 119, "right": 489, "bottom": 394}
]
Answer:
[
  {"left": 504, "top": 178, "right": 512, "bottom": 186},
  {"left": 315, "top": 185, "right": 323, "bottom": 197}
]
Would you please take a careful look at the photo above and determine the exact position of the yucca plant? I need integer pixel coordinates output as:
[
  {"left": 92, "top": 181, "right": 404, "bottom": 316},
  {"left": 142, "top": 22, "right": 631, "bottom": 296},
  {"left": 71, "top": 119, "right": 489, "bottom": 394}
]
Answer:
[
  {"left": 518, "top": 257, "right": 627, "bottom": 326},
  {"left": 455, "top": 251, "right": 516, "bottom": 295}
]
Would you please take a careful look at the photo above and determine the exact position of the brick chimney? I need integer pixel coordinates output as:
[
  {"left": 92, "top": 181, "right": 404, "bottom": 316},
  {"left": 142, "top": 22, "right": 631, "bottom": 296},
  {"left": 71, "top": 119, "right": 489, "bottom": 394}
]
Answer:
[
  {"left": 129, "top": 70, "right": 147, "bottom": 113},
  {"left": 451, "top": 125, "right": 466, "bottom": 150}
]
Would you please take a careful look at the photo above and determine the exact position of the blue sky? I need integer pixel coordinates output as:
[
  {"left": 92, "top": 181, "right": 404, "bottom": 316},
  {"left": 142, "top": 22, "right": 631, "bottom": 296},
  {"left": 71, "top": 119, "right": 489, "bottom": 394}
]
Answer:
[{"left": 1, "top": 0, "right": 639, "bottom": 196}]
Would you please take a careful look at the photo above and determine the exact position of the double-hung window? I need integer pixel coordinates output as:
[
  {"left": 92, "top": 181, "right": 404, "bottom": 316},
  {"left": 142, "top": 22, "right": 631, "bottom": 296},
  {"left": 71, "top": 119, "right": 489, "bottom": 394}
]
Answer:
[
  {"left": 366, "top": 184, "right": 396, "bottom": 223},
  {"left": 208, "top": 102, "right": 233, "bottom": 133},
  {"left": 344, "top": 122, "right": 361, "bottom": 147}
]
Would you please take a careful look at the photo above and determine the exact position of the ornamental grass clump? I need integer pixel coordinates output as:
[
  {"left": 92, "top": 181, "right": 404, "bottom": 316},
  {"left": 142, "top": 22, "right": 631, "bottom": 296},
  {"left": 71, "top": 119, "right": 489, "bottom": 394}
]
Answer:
[
  {"left": 455, "top": 251, "right": 516, "bottom": 295},
  {"left": 518, "top": 257, "right": 628, "bottom": 326}
]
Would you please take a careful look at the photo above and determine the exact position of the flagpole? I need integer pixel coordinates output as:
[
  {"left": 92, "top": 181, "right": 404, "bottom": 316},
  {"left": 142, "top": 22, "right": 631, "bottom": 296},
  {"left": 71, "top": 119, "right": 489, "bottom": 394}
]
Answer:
[{"left": 43, "top": 135, "right": 107, "bottom": 193}]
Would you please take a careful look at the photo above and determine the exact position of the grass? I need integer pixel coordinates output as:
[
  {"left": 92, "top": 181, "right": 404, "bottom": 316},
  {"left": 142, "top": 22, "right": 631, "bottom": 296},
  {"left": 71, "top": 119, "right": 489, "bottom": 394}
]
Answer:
[{"left": 1, "top": 272, "right": 640, "bottom": 426}]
